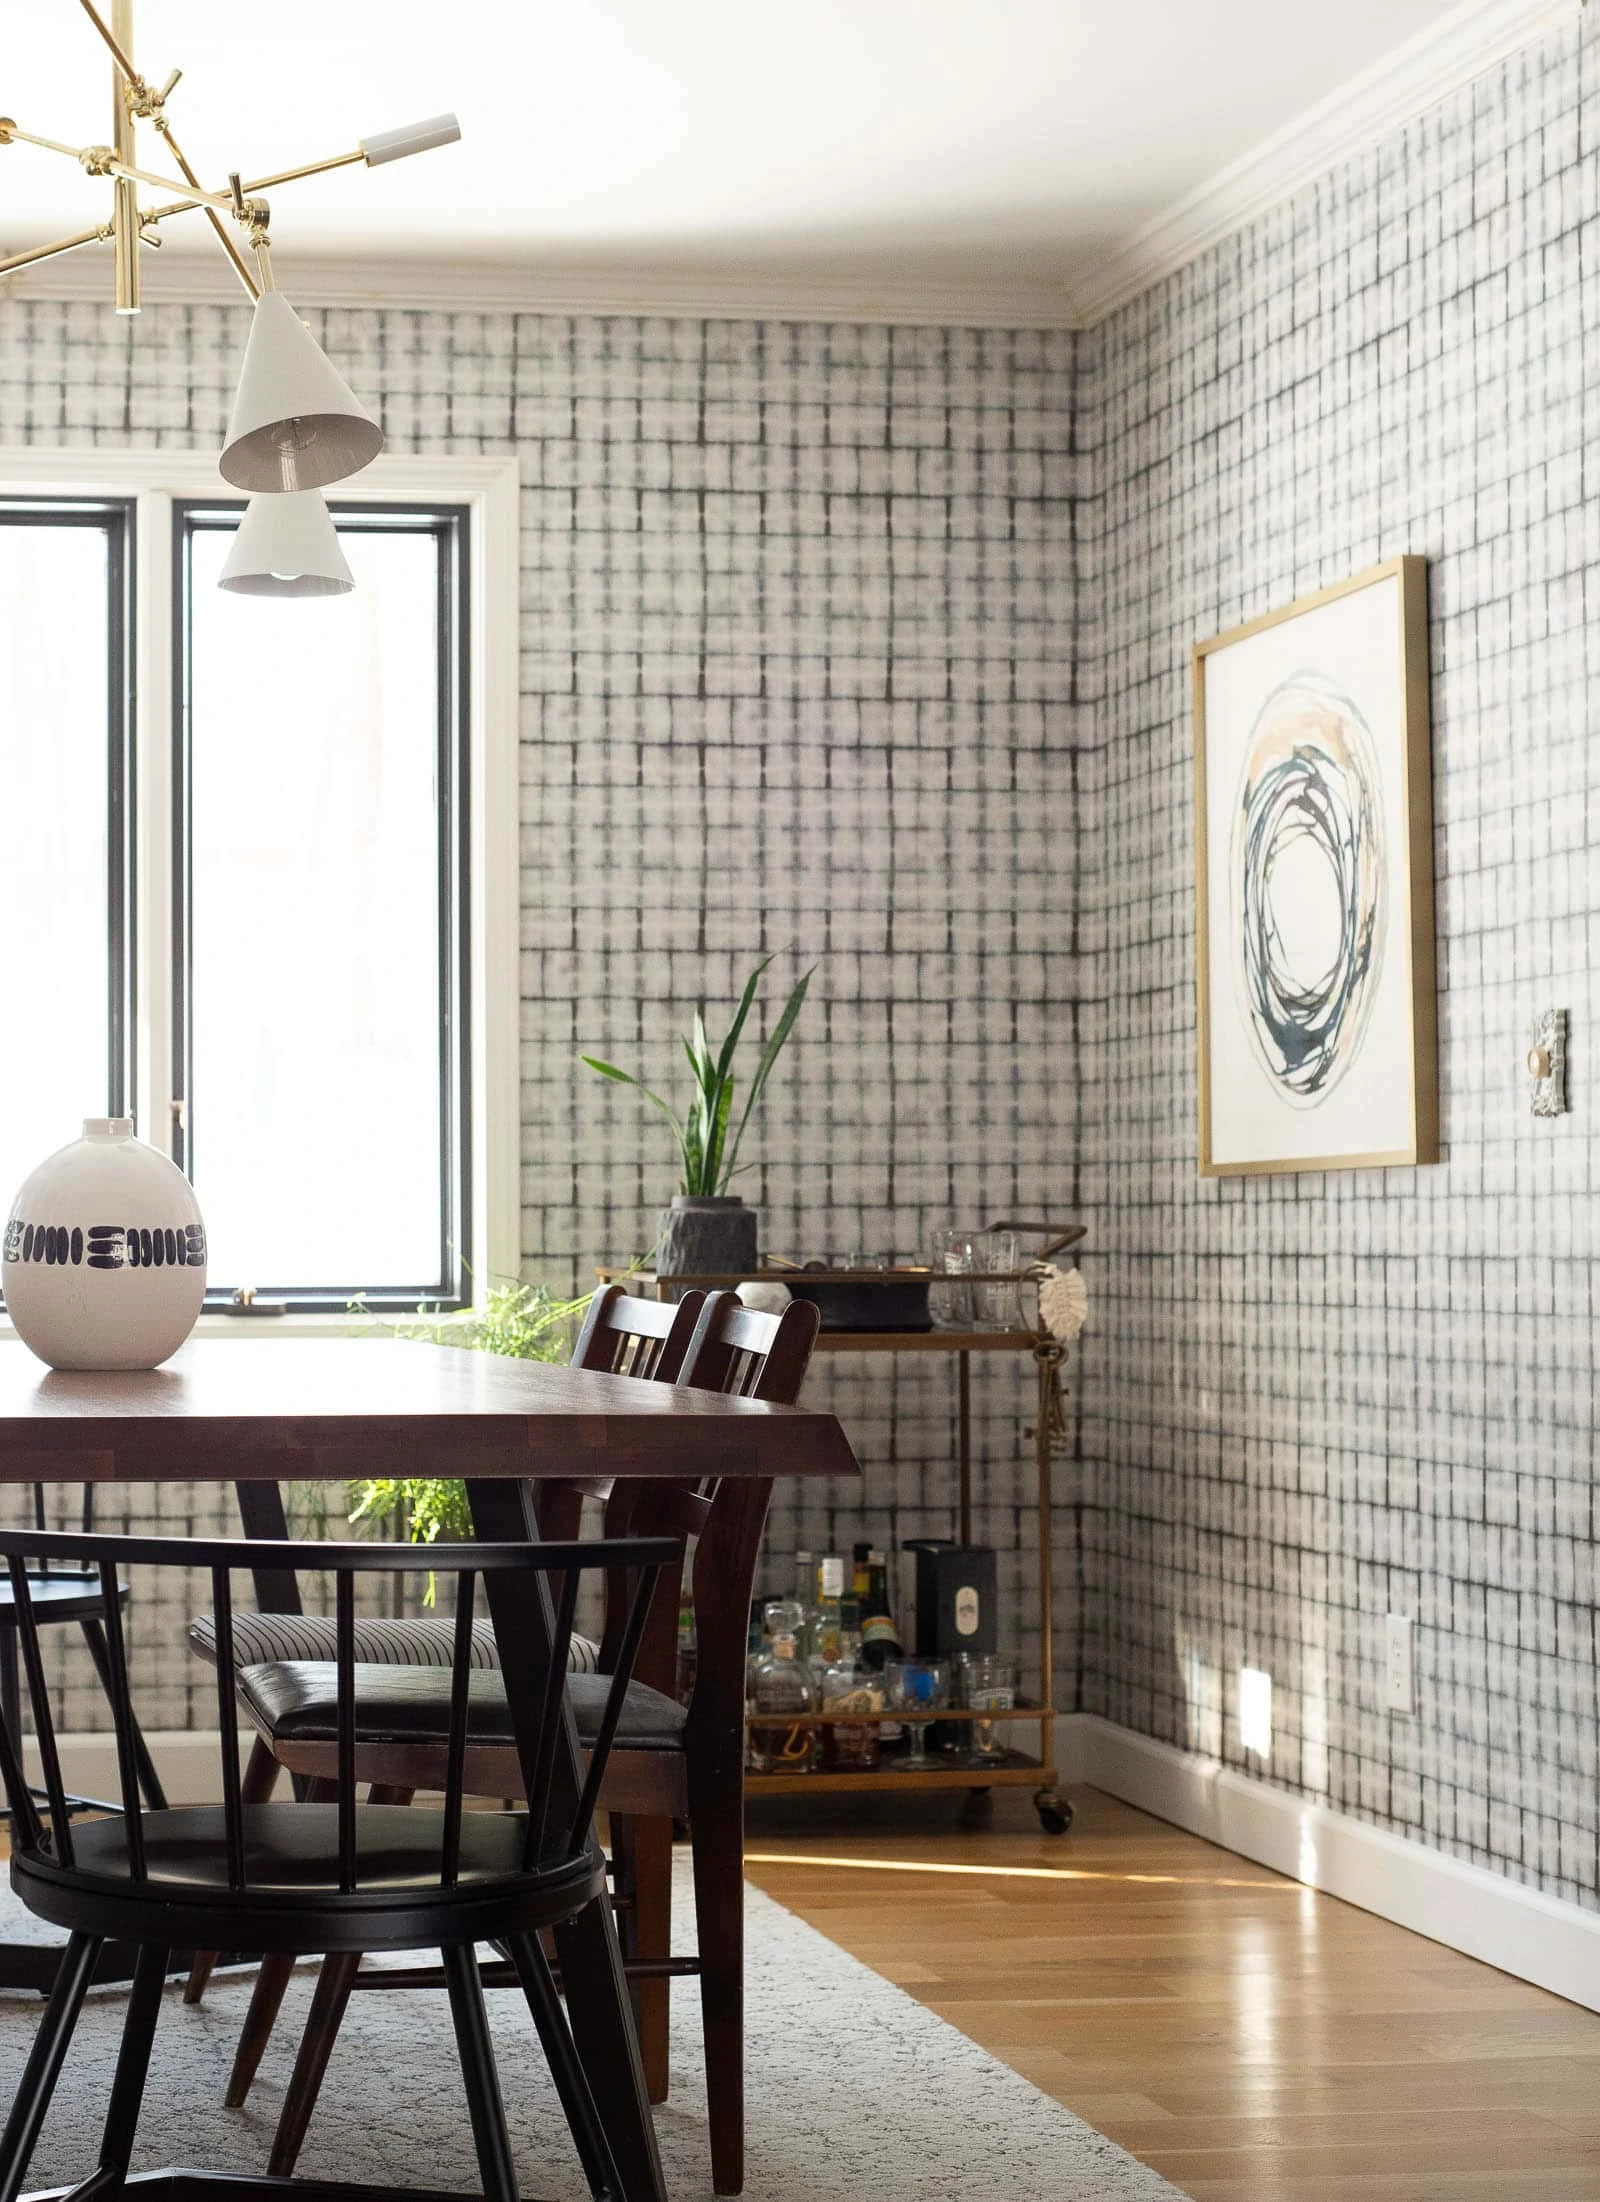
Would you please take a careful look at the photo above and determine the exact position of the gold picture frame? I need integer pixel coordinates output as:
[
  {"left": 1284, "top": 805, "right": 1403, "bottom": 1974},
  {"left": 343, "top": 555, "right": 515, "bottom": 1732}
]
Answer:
[{"left": 1193, "top": 556, "right": 1437, "bottom": 1177}]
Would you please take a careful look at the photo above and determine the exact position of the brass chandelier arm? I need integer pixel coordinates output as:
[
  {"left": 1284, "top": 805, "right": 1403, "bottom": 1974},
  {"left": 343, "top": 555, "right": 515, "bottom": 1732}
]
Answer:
[
  {"left": 152, "top": 117, "right": 260, "bottom": 298},
  {"left": 0, "top": 222, "right": 115, "bottom": 277},
  {"left": 75, "top": 0, "right": 142, "bottom": 96},
  {"left": 138, "top": 145, "right": 366, "bottom": 228},
  {"left": 237, "top": 148, "right": 367, "bottom": 193},
  {"left": 0, "top": 121, "right": 87, "bottom": 160},
  {"left": 108, "top": 0, "right": 138, "bottom": 313}
]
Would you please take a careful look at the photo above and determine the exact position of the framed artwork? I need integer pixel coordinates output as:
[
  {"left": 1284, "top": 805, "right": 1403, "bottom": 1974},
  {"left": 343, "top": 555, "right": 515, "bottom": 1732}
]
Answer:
[{"left": 1193, "top": 556, "right": 1437, "bottom": 1176}]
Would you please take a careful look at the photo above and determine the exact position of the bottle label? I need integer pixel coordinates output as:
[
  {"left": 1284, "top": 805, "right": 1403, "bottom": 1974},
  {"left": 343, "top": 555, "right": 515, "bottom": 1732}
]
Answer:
[
  {"left": 955, "top": 1586, "right": 980, "bottom": 1635},
  {"left": 861, "top": 1614, "right": 899, "bottom": 1647}
]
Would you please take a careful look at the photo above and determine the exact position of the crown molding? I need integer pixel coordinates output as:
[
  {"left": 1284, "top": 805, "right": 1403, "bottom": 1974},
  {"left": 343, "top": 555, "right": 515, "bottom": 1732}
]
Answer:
[
  {"left": 0, "top": 243, "right": 1080, "bottom": 332},
  {"left": 1063, "top": 0, "right": 1578, "bottom": 326},
  {"left": 0, "top": 0, "right": 1574, "bottom": 337}
]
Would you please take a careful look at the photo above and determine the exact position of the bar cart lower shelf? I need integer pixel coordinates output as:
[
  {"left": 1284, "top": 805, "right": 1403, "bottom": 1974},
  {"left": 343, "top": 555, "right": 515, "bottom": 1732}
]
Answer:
[{"left": 744, "top": 1703, "right": 1073, "bottom": 1832}]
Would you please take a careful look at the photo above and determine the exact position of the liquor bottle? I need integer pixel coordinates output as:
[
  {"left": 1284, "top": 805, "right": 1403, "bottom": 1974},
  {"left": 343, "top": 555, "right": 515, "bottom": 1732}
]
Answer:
[
  {"left": 746, "top": 1599, "right": 817, "bottom": 1774},
  {"left": 790, "top": 1549, "right": 818, "bottom": 1662},
  {"left": 857, "top": 1549, "right": 904, "bottom": 1671},
  {"left": 852, "top": 1541, "right": 873, "bottom": 1600},
  {"left": 813, "top": 1554, "right": 846, "bottom": 1667}
]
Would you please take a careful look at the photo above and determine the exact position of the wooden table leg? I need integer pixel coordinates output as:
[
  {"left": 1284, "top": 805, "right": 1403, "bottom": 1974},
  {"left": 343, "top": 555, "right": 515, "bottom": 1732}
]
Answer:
[{"left": 465, "top": 1473, "right": 667, "bottom": 2202}]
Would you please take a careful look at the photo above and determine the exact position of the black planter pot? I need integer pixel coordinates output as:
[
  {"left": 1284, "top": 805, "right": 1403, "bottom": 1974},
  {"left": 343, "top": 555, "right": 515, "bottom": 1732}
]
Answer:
[{"left": 657, "top": 1195, "right": 759, "bottom": 1285}]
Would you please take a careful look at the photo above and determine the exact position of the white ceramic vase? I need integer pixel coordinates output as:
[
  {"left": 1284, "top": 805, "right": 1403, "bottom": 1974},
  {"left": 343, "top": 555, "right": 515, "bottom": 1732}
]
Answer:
[{"left": 2, "top": 1118, "right": 208, "bottom": 1371}]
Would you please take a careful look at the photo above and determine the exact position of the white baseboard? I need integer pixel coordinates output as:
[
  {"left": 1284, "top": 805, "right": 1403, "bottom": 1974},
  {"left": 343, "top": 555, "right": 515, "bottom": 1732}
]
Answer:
[{"left": 1060, "top": 1712, "right": 1600, "bottom": 2013}]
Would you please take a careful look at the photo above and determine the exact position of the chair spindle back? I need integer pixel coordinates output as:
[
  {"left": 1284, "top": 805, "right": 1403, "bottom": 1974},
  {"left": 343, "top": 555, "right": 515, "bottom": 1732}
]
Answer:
[{"left": 0, "top": 1527, "right": 680, "bottom": 1893}]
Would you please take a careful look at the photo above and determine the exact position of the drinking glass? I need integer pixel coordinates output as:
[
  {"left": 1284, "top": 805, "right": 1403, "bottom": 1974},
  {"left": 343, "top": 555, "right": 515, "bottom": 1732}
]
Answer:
[
  {"left": 974, "top": 1228, "right": 1019, "bottom": 1331},
  {"left": 962, "top": 1653, "right": 1018, "bottom": 1761},
  {"left": 929, "top": 1229, "right": 976, "bottom": 1327},
  {"left": 888, "top": 1658, "right": 948, "bottom": 1768}
]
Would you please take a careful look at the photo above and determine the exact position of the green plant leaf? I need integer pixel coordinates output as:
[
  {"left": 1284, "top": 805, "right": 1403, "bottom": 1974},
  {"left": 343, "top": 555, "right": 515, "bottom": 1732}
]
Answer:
[
  {"left": 691, "top": 1011, "right": 715, "bottom": 1087},
  {"left": 708, "top": 1072, "right": 735, "bottom": 1192},
  {"left": 722, "top": 966, "right": 813, "bottom": 1184},
  {"left": 715, "top": 957, "right": 772, "bottom": 1086}
]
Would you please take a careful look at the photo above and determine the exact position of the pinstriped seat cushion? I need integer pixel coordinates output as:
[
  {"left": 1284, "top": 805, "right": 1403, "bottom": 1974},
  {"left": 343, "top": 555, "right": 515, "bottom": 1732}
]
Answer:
[{"left": 187, "top": 1609, "right": 602, "bottom": 1675}]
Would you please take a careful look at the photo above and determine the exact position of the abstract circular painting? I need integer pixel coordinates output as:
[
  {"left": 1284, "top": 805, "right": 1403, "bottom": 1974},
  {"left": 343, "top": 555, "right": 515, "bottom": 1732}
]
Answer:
[
  {"left": 1228, "top": 672, "right": 1386, "bottom": 1107},
  {"left": 1193, "top": 557, "right": 1437, "bottom": 1176}
]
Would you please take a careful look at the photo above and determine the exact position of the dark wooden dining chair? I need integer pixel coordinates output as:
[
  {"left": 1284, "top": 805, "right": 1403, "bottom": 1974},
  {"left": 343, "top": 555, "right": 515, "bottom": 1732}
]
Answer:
[
  {"left": 0, "top": 1482, "right": 168, "bottom": 1824},
  {"left": 0, "top": 1519, "right": 679, "bottom": 2202},
  {"left": 180, "top": 1285, "right": 705, "bottom": 2008},
  {"left": 223, "top": 1290, "right": 819, "bottom": 2196}
]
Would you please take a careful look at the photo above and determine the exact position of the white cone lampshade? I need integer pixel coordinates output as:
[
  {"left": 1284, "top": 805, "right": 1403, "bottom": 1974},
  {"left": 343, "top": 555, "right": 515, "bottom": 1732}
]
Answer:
[
  {"left": 220, "top": 291, "right": 383, "bottom": 493},
  {"left": 218, "top": 491, "right": 354, "bottom": 598}
]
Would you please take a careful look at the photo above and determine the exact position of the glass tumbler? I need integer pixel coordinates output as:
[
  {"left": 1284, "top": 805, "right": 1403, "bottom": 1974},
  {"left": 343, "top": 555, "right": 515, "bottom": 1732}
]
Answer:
[
  {"left": 974, "top": 1228, "right": 1019, "bottom": 1331},
  {"left": 929, "top": 1229, "right": 977, "bottom": 1327},
  {"left": 963, "top": 1653, "right": 1018, "bottom": 1761},
  {"left": 888, "top": 1658, "right": 948, "bottom": 1768}
]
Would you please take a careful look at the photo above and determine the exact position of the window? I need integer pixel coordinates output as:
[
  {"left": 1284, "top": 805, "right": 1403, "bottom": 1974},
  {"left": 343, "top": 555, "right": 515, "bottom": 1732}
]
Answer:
[
  {"left": 0, "top": 457, "right": 515, "bottom": 1321},
  {"left": 0, "top": 499, "right": 133, "bottom": 1172},
  {"left": 175, "top": 505, "right": 470, "bottom": 1307}
]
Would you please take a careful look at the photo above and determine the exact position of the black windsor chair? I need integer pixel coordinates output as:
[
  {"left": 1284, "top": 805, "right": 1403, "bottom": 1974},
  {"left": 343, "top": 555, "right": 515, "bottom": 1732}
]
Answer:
[
  {"left": 0, "top": 1522, "right": 679, "bottom": 2202},
  {"left": 0, "top": 1484, "right": 168, "bottom": 1825}
]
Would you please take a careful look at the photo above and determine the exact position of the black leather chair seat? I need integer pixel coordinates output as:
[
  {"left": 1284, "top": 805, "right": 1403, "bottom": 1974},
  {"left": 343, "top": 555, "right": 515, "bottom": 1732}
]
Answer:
[
  {"left": 46, "top": 1802, "right": 530, "bottom": 1894},
  {"left": 236, "top": 1661, "right": 688, "bottom": 1753},
  {"left": 12, "top": 1801, "right": 606, "bottom": 1955}
]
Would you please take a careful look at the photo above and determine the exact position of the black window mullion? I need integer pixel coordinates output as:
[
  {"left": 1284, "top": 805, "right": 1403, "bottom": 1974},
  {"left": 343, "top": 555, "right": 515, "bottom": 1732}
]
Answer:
[{"left": 105, "top": 504, "right": 136, "bottom": 1122}]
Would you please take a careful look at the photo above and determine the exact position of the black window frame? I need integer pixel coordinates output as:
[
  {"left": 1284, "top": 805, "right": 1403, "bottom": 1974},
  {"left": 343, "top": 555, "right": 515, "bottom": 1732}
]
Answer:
[
  {"left": 171, "top": 498, "right": 473, "bottom": 1313},
  {"left": 0, "top": 496, "right": 136, "bottom": 1123}
]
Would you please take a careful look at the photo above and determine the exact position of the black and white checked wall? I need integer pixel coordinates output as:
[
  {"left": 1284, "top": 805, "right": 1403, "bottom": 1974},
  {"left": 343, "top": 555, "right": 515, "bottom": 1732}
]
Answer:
[
  {"left": 0, "top": 304, "right": 1082, "bottom": 1729},
  {"left": 1076, "top": 12, "right": 1600, "bottom": 1906},
  {"left": 5, "top": 0, "right": 1598, "bottom": 1918}
]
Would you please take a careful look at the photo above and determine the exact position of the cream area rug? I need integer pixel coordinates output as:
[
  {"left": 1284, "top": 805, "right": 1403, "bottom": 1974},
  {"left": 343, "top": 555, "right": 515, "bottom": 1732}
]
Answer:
[{"left": 0, "top": 1864, "right": 1190, "bottom": 2202}]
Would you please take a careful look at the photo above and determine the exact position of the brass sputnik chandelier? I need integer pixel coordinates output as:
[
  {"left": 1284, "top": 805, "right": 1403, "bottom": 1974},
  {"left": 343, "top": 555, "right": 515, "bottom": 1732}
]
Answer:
[{"left": 0, "top": 0, "right": 459, "bottom": 595}]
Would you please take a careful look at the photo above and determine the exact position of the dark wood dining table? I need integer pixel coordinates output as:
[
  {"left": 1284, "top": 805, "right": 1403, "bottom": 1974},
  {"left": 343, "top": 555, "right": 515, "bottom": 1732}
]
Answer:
[{"left": 0, "top": 1336, "right": 862, "bottom": 2202}]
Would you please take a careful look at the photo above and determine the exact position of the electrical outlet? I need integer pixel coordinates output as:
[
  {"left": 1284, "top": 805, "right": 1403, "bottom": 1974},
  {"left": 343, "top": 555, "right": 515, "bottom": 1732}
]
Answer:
[{"left": 1384, "top": 1614, "right": 1415, "bottom": 1714}]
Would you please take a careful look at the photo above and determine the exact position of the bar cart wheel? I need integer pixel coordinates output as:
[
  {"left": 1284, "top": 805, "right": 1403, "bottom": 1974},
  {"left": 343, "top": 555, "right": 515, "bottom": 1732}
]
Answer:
[{"left": 1034, "top": 1787, "right": 1073, "bottom": 1835}]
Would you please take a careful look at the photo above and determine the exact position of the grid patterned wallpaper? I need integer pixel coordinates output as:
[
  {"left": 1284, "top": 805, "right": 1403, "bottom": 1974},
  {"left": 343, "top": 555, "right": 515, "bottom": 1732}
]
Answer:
[
  {"left": 1075, "top": 15, "right": 1600, "bottom": 1904},
  {"left": 0, "top": 301, "right": 1083, "bottom": 1725}
]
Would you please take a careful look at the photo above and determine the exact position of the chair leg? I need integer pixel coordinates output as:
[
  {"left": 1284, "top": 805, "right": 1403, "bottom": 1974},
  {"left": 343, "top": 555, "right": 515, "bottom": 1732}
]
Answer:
[
  {"left": 441, "top": 1941, "right": 519, "bottom": 2202},
  {"left": 266, "top": 1951, "right": 362, "bottom": 2177},
  {"left": 616, "top": 1814, "right": 673, "bottom": 2105},
  {"left": 185, "top": 1739, "right": 285, "bottom": 2005},
  {"left": 224, "top": 1953, "right": 298, "bottom": 2108},
  {"left": 0, "top": 1630, "right": 20, "bottom": 1765},
  {"left": 0, "top": 1931, "right": 103, "bottom": 2202},
  {"left": 97, "top": 1944, "right": 169, "bottom": 2182},
  {"left": 507, "top": 1930, "right": 623, "bottom": 2202},
  {"left": 688, "top": 1768, "right": 746, "bottom": 2195},
  {"left": 227, "top": 1781, "right": 406, "bottom": 2108},
  {"left": 77, "top": 1619, "right": 168, "bottom": 1810}
]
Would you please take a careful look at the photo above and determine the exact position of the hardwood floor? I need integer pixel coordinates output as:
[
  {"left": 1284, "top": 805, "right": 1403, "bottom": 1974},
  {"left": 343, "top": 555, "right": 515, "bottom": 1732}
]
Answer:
[{"left": 743, "top": 1783, "right": 1600, "bottom": 2202}]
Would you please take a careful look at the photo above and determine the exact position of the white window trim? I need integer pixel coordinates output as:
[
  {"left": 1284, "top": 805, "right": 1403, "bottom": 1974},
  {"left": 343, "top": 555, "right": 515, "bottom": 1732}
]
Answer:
[{"left": 0, "top": 446, "right": 521, "bottom": 1335}]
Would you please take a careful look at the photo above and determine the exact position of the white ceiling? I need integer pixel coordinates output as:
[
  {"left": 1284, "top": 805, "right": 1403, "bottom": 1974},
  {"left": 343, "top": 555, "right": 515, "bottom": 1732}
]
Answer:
[{"left": 0, "top": 0, "right": 1551, "bottom": 322}]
